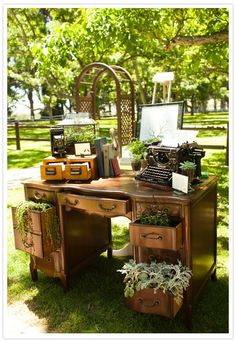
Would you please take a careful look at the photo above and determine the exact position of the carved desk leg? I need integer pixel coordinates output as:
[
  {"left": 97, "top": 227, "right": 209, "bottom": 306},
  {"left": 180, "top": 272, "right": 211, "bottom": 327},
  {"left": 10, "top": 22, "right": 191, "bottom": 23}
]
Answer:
[
  {"left": 60, "top": 273, "right": 69, "bottom": 292},
  {"left": 29, "top": 256, "right": 38, "bottom": 281},
  {"left": 107, "top": 219, "right": 113, "bottom": 258}
]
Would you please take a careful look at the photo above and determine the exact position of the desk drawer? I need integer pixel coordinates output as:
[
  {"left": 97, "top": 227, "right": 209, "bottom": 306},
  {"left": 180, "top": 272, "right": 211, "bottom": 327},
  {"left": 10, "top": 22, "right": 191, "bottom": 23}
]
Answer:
[
  {"left": 58, "top": 193, "right": 131, "bottom": 216},
  {"left": 129, "top": 221, "right": 182, "bottom": 251},
  {"left": 13, "top": 228, "right": 44, "bottom": 257},
  {"left": 134, "top": 201, "right": 182, "bottom": 220},
  {"left": 26, "top": 187, "right": 56, "bottom": 203}
]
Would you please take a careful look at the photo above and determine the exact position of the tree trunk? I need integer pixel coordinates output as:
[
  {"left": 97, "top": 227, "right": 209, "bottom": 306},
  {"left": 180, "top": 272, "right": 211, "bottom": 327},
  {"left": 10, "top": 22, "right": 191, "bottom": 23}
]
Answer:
[
  {"left": 28, "top": 87, "right": 35, "bottom": 121},
  {"left": 132, "top": 58, "right": 147, "bottom": 104},
  {"left": 190, "top": 96, "right": 195, "bottom": 115},
  {"left": 46, "top": 99, "right": 54, "bottom": 123}
]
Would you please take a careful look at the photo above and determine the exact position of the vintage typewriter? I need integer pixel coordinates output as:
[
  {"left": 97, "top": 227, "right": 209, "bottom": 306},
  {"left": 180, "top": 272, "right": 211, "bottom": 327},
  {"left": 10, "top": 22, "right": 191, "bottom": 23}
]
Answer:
[{"left": 135, "top": 142, "right": 205, "bottom": 190}]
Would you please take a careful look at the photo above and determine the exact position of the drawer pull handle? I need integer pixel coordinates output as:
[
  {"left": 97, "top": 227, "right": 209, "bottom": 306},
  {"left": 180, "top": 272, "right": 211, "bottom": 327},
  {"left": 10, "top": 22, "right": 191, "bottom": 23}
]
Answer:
[
  {"left": 34, "top": 191, "right": 46, "bottom": 200},
  {"left": 141, "top": 233, "right": 163, "bottom": 240},
  {"left": 137, "top": 297, "right": 160, "bottom": 307},
  {"left": 22, "top": 239, "right": 33, "bottom": 249},
  {"left": 98, "top": 203, "right": 117, "bottom": 212},
  {"left": 64, "top": 198, "right": 79, "bottom": 206}
]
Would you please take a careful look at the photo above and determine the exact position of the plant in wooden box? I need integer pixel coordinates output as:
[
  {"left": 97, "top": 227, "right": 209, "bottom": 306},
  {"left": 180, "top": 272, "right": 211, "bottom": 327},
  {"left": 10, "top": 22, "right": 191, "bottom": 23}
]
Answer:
[
  {"left": 64, "top": 127, "right": 95, "bottom": 154},
  {"left": 179, "top": 160, "right": 196, "bottom": 191},
  {"left": 13, "top": 201, "right": 61, "bottom": 257},
  {"left": 129, "top": 204, "right": 182, "bottom": 252},
  {"left": 117, "top": 259, "right": 192, "bottom": 318},
  {"left": 128, "top": 139, "right": 147, "bottom": 173}
]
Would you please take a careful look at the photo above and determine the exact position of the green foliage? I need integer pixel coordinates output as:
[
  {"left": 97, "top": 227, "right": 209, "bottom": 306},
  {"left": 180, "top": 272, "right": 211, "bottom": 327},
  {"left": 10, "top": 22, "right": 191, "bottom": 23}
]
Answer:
[
  {"left": 128, "top": 139, "right": 147, "bottom": 161},
  {"left": 117, "top": 259, "right": 192, "bottom": 304},
  {"left": 139, "top": 207, "right": 171, "bottom": 226},
  {"left": 179, "top": 160, "right": 197, "bottom": 170},
  {"left": 8, "top": 8, "right": 228, "bottom": 116},
  {"left": 15, "top": 201, "right": 60, "bottom": 248},
  {"left": 64, "top": 127, "right": 95, "bottom": 145}
]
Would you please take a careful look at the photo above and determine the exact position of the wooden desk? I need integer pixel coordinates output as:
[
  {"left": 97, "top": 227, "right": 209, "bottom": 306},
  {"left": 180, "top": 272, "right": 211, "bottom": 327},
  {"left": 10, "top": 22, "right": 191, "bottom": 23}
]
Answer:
[{"left": 22, "top": 173, "right": 217, "bottom": 328}]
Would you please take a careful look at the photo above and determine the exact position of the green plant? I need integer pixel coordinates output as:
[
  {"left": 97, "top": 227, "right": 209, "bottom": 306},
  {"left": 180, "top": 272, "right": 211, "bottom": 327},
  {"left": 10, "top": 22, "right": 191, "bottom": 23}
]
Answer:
[
  {"left": 64, "top": 127, "right": 95, "bottom": 145},
  {"left": 139, "top": 206, "right": 171, "bottom": 226},
  {"left": 117, "top": 259, "right": 192, "bottom": 304},
  {"left": 15, "top": 200, "right": 60, "bottom": 248},
  {"left": 128, "top": 139, "right": 147, "bottom": 161},
  {"left": 179, "top": 160, "right": 196, "bottom": 171}
]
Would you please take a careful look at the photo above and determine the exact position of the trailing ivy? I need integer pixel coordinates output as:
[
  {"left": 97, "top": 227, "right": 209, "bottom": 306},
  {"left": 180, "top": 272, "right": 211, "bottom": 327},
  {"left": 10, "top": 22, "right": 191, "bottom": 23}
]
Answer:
[
  {"left": 15, "top": 201, "right": 61, "bottom": 249},
  {"left": 117, "top": 259, "right": 192, "bottom": 304}
]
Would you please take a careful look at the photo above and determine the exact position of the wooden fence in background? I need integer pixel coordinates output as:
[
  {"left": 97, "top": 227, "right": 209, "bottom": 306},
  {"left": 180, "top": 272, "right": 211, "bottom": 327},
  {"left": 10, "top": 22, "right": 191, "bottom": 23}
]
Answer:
[{"left": 7, "top": 121, "right": 229, "bottom": 165}]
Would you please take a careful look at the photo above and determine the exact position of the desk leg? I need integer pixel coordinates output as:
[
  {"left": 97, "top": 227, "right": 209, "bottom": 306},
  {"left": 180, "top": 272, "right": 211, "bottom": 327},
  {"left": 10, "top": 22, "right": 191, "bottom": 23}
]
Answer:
[
  {"left": 60, "top": 274, "right": 69, "bottom": 292},
  {"left": 183, "top": 288, "right": 193, "bottom": 330},
  {"left": 107, "top": 219, "right": 112, "bottom": 258},
  {"left": 30, "top": 256, "right": 38, "bottom": 281},
  {"left": 211, "top": 267, "right": 217, "bottom": 281}
]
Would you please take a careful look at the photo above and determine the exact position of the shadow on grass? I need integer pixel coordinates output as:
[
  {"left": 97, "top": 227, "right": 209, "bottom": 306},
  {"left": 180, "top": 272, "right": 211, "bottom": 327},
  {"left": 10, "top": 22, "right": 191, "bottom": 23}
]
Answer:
[
  {"left": 21, "top": 255, "right": 228, "bottom": 334},
  {"left": 202, "top": 151, "right": 229, "bottom": 200}
]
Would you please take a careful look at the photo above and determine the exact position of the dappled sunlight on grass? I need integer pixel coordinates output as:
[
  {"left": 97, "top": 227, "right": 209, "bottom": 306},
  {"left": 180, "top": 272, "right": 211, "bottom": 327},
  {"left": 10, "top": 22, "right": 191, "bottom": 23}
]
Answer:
[{"left": 7, "top": 141, "right": 50, "bottom": 169}]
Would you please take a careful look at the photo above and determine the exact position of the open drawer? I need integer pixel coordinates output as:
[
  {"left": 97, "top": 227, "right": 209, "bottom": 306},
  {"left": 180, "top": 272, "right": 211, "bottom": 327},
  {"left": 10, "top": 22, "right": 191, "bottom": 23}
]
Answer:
[
  {"left": 12, "top": 207, "right": 56, "bottom": 258},
  {"left": 129, "top": 220, "right": 182, "bottom": 251},
  {"left": 57, "top": 193, "right": 131, "bottom": 217}
]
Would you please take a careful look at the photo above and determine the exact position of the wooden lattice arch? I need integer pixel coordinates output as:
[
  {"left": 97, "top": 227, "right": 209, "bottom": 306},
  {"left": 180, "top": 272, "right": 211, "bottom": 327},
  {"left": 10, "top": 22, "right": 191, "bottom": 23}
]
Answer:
[{"left": 75, "top": 62, "right": 135, "bottom": 151}]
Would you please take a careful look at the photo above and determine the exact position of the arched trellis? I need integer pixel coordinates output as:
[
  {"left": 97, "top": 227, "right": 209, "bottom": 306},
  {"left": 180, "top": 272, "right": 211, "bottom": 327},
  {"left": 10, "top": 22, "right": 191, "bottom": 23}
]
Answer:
[{"left": 75, "top": 62, "right": 135, "bottom": 152}]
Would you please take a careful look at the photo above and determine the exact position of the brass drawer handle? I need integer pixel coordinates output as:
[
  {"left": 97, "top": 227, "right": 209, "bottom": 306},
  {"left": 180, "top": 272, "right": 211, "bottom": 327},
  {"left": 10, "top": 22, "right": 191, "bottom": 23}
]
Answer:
[
  {"left": 34, "top": 191, "right": 47, "bottom": 200},
  {"left": 141, "top": 233, "right": 163, "bottom": 240},
  {"left": 98, "top": 203, "right": 117, "bottom": 212},
  {"left": 64, "top": 198, "right": 79, "bottom": 206},
  {"left": 22, "top": 239, "right": 33, "bottom": 249},
  {"left": 138, "top": 297, "right": 160, "bottom": 307}
]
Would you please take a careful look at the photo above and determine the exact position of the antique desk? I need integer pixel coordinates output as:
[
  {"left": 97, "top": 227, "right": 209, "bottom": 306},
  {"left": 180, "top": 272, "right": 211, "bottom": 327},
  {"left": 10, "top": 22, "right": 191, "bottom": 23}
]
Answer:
[{"left": 22, "top": 173, "right": 217, "bottom": 328}]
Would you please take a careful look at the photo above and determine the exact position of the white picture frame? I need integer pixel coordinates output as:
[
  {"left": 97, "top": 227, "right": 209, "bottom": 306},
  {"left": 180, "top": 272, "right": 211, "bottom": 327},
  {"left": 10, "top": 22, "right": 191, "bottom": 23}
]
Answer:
[
  {"left": 75, "top": 142, "right": 91, "bottom": 156},
  {"left": 138, "top": 102, "right": 184, "bottom": 141}
]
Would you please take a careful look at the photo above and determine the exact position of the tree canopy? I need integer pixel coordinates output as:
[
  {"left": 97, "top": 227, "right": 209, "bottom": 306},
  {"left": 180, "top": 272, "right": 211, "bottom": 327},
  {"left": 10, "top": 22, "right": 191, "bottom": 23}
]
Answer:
[{"left": 7, "top": 7, "right": 229, "bottom": 121}]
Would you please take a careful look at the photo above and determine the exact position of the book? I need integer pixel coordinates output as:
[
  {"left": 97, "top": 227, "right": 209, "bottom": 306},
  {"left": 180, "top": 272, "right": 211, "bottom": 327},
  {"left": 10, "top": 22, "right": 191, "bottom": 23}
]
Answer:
[
  {"left": 111, "top": 158, "right": 120, "bottom": 176},
  {"left": 102, "top": 143, "right": 115, "bottom": 177},
  {"left": 94, "top": 137, "right": 107, "bottom": 177}
]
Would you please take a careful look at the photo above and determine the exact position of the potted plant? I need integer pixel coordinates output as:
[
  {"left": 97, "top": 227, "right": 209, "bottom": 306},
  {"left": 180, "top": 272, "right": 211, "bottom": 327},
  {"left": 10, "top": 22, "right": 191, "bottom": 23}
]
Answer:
[
  {"left": 117, "top": 259, "right": 192, "bottom": 318},
  {"left": 128, "top": 139, "right": 147, "bottom": 172},
  {"left": 64, "top": 127, "right": 95, "bottom": 154},
  {"left": 179, "top": 161, "right": 196, "bottom": 191},
  {"left": 12, "top": 201, "right": 61, "bottom": 258},
  {"left": 129, "top": 203, "right": 182, "bottom": 252}
]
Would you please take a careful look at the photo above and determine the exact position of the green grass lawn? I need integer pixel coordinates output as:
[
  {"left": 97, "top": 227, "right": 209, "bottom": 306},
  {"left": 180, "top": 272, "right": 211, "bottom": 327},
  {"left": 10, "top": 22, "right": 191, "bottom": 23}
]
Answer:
[{"left": 6, "top": 112, "right": 229, "bottom": 333}]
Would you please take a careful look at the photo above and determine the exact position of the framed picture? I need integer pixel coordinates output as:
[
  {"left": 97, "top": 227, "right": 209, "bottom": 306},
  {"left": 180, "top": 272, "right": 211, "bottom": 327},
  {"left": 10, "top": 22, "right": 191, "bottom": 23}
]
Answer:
[
  {"left": 75, "top": 142, "right": 91, "bottom": 156},
  {"left": 137, "top": 101, "right": 185, "bottom": 141}
]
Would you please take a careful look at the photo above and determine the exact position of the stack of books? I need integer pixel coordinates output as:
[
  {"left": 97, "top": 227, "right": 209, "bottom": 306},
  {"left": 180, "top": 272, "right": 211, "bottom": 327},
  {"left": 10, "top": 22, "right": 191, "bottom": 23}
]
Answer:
[{"left": 94, "top": 137, "right": 120, "bottom": 178}]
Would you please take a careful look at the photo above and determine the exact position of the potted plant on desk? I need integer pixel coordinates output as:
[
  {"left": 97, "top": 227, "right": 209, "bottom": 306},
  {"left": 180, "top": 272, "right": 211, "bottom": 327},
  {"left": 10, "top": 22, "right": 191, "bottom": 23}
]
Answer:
[
  {"left": 128, "top": 139, "right": 147, "bottom": 173},
  {"left": 179, "top": 161, "right": 196, "bottom": 191},
  {"left": 117, "top": 259, "right": 192, "bottom": 318}
]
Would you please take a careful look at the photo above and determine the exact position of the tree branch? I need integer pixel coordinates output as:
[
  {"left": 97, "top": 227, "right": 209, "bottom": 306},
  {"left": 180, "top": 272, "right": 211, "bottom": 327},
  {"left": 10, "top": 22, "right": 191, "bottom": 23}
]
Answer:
[{"left": 166, "top": 30, "right": 228, "bottom": 50}]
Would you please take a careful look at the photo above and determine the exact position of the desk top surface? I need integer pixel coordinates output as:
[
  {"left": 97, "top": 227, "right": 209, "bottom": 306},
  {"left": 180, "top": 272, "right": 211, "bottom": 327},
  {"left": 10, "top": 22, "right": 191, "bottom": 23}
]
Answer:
[{"left": 23, "top": 171, "right": 217, "bottom": 204}]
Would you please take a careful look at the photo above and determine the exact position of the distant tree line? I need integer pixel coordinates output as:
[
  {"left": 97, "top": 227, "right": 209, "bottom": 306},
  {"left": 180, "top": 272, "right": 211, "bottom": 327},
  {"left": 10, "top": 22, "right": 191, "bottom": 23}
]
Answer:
[{"left": 7, "top": 7, "right": 229, "bottom": 122}]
